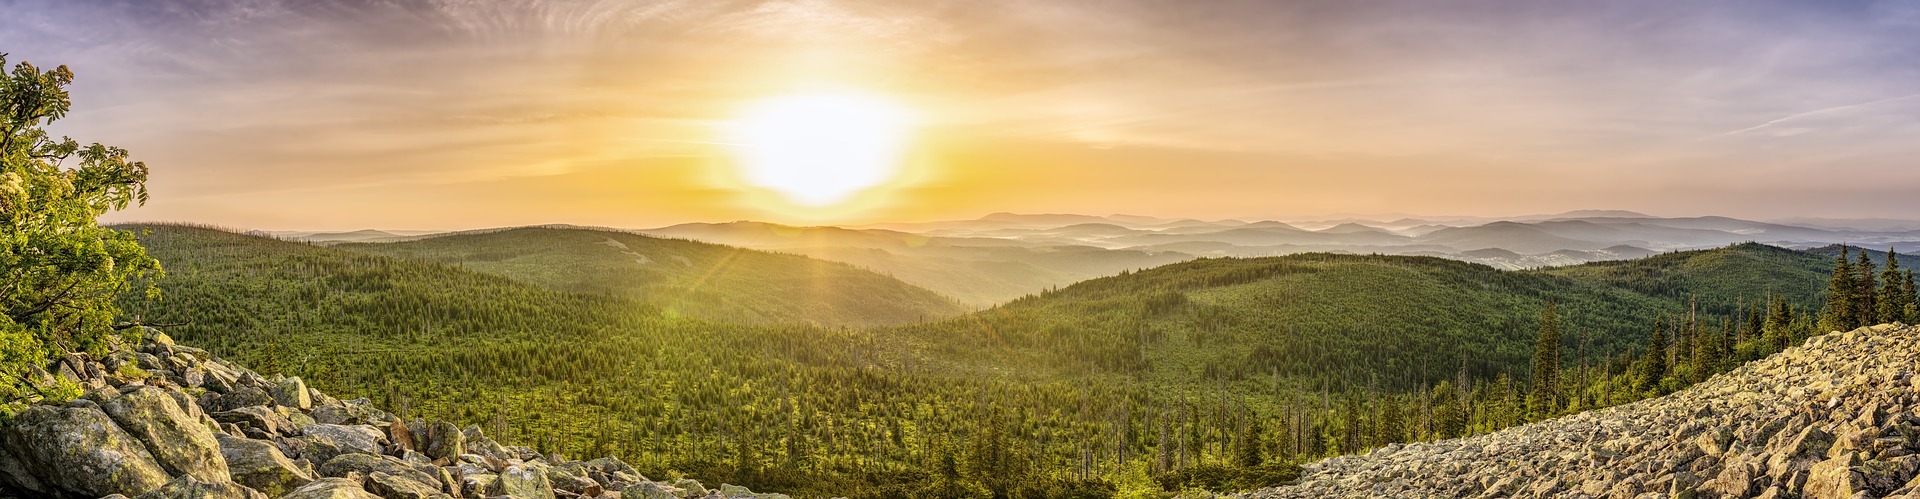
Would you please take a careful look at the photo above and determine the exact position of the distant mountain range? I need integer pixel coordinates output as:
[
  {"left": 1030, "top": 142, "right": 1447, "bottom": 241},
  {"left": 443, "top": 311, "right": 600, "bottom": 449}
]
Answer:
[{"left": 266, "top": 211, "right": 1920, "bottom": 306}]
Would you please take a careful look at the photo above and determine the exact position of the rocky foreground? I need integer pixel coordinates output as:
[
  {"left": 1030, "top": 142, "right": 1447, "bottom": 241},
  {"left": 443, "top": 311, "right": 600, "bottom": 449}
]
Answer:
[
  {"left": 1246, "top": 323, "right": 1920, "bottom": 499},
  {"left": 0, "top": 330, "right": 796, "bottom": 499}
]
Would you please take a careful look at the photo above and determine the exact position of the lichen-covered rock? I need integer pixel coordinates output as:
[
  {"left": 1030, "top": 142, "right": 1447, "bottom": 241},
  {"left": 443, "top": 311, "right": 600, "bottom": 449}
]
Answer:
[
  {"left": 280, "top": 477, "right": 382, "bottom": 499},
  {"left": 299, "top": 424, "right": 386, "bottom": 464},
  {"left": 420, "top": 420, "right": 464, "bottom": 462},
  {"left": 489, "top": 464, "right": 556, "bottom": 499},
  {"left": 272, "top": 376, "right": 312, "bottom": 410},
  {"left": 317, "top": 453, "right": 438, "bottom": 488},
  {"left": 217, "top": 386, "right": 273, "bottom": 412},
  {"left": 365, "top": 470, "right": 441, "bottom": 499},
  {"left": 674, "top": 478, "right": 708, "bottom": 497},
  {"left": 1242, "top": 324, "right": 1920, "bottom": 498},
  {"left": 131, "top": 475, "right": 268, "bottom": 499},
  {"left": 623, "top": 481, "right": 680, "bottom": 499},
  {"left": 212, "top": 406, "right": 291, "bottom": 439},
  {"left": 0, "top": 401, "right": 172, "bottom": 497},
  {"left": 93, "top": 385, "right": 231, "bottom": 483},
  {"left": 217, "top": 433, "right": 312, "bottom": 497}
]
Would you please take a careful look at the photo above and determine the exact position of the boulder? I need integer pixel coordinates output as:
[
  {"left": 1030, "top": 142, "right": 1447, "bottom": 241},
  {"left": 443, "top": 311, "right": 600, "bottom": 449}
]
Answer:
[
  {"left": 365, "top": 471, "right": 441, "bottom": 499},
  {"left": 212, "top": 406, "right": 291, "bottom": 439},
  {"left": 93, "top": 385, "right": 230, "bottom": 483},
  {"left": 546, "top": 465, "right": 600, "bottom": 494},
  {"left": 1803, "top": 455, "right": 1865, "bottom": 499},
  {"left": 217, "top": 433, "right": 313, "bottom": 497},
  {"left": 299, "top": 424, "right": 386, "bottom": 464},
  {"left": 673, "top": 478, "right": 708, "bottom": 497},
  {"left": 132, "top": 475, "right": 268, "bottom": 499},
  {"left": 272, "top": 376, "right": 312, "bottom": 410},
  {"left": 421, "top": 420, "right": 464, "bottom": 461},
  {"left": 623, "top": 482, "right": 680, "bottom": 499},
  {"left": 281, "top": 477, "right": 382, "bottom": 499},
  {"left": 318, "top": 453, "right": 433, "bottom": 482},
  {"left": 217, "top": 387, "right": 273, "bottom": 412},
  {"left": 0, "top": 401, "right": 171, "bottom": 497},
  {"left": 489, "top": 465, "right": 556, "bottom": 499}
]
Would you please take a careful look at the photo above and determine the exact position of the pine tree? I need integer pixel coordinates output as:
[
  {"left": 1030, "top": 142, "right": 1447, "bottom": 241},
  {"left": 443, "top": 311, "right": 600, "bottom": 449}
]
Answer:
[
  {"left": 1528, "top": 302, "right": 1562, "bottom": 418},
  {"left": 1856, "top": 251, "right": 1878, "bottom": 327},
  {"left": 1764, "top": 295, "right": 1795, "bottom": 352},
  {"left": 1820, "top": 247, "right": 1858, "bottom": 332},
  {"left": 1637, "top": 319, "right": 1667, "bottom": 392},
  {"left": 1237, "top": 417, "right": 1265, "bottom": 467},
  {"left": 1906, "top": 268, "right": 1919, "bottom": 324},
  {"left": 1880, "top": 248, "right": 1910, "bottom": 325},
  {"left": 1693, "top": 319, "right": 1726, "bottom": 380}
]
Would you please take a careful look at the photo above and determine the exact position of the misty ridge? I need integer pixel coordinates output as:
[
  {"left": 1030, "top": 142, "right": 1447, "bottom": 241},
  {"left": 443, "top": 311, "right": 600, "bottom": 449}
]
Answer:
[{"left": 273, "top": 210, "right": 1920, "bottom": 308}]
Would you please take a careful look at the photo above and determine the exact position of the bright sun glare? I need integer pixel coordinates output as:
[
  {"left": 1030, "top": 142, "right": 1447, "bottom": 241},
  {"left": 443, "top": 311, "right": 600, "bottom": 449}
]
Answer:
[{"left": 725, "top": 92, "right": 914, "bottom": 206}]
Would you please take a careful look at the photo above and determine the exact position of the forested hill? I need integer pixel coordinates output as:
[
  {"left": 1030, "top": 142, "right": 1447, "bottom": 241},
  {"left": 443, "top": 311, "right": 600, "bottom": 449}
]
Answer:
[
  {"left": 105, "top": 228, "right": 1843, "bottom": 497},
  {"left": 892, "top": 244, "right": 1833, "bottom": 391},
  {"left": 1540, "top": 241, "right": 1834, "bottom": 315},
  {"left": 326, "top": 225, "right": 967, "bottom": 327}
]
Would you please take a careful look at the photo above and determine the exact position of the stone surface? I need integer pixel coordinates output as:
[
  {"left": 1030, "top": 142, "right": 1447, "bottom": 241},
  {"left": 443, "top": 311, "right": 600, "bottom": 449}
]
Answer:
[
  {"left": 94, "top": 385, "right": 231, "bottom": 483},
  {"left": 273, "top": 376, "right": 313, "bottom": 410},
  {"left": 132, "top": 475, "right": 269, "bottom": 499},
  {"left": 0, "top": 402, "right": 172, "bottom": 497},
  {"left": 280, "top": 477, "right": 383, "bottom": 499},
  {"left": 490, "top": 464, "right": 557, "bottom": 499},
  {"left": 217, "top": 433, "right": 313, "bottom": 496},
  {"left": 1242, "top": 324, "right": 1920, "bottom": 499}
]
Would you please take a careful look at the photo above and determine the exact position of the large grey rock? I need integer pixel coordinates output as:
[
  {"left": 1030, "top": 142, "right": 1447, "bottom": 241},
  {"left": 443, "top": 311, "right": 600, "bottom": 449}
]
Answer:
[
  {"left": 365, "top": 471, "right": 441, "bottom": 499},
  {"left": 488, "top": 465, "right": 556, "bottom": 499},
  {"left": 132, "top": 475, "right": 268, "bottom": 499},
  {"left": 0, "top": 401, "right": 171, "bottom": 497},
  {"left": 317, "top": 453, "right": 442, "bottom": 495},
  {"left": 272, "top": 377, "right": 312, "bottom": 410},
  {"left": 93, "top": 385, "right": 230, "bottom": 483},
  {"left": 298, "top": 424, "right": 385, "bottom": 464},
  {"left": 217, "top": 433, "right": 312, "bottom": 497},
  {"left": 217, "top": 387, "right": 273, "bottom": 412},
  {"left": 623, "top": 481, "right": 679, "bottom": 499},
  {"left": 420, "top": 420, "right": 464, "bottom": 461},
  {"left": 280, "top": 477, "right": 382, "bottom": 499},
  {"left": 212, "top": 406, "right": 291, "bottom": 439}
]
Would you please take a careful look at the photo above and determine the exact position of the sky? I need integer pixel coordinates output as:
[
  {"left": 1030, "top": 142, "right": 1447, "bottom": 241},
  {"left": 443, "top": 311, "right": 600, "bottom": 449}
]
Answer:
[{"left": 4, "top": 0, "right": 1920, "bottom": 230}]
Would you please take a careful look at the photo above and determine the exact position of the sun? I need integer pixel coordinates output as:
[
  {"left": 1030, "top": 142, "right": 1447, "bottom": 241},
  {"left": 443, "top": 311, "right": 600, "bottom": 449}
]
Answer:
[{"left": 724, "top": 92, "right": 914, "bottom": 206}]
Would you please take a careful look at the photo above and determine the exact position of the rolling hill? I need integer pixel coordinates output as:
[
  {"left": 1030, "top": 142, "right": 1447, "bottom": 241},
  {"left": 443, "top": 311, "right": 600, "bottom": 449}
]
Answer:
[
  {"left": 890, "top": 243, "right": 1832, "bottom": 393},
  {"left": 329, "top": 226, "right": 966, "bottom": 327},
  {"left": 643, "top": 221, "right": 1192, "bottom": 306},
  {"left": 108, "top": 226, "right": 1846, "bottom": 497}
]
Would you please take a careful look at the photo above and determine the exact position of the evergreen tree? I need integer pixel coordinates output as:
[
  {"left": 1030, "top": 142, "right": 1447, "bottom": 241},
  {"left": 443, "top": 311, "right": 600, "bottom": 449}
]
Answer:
[
  {"left": 1693, "top": 319, "right": 1726, "bottom": 380},
  {"left": 1528, "top": 302, "right": 1562, "bottom": 418},
  {"left": 1906, "top": 268, "right": 1919, "bottom": 324},
  {"left": 1880, "top": 248, "right": 1910, "bottom": 325},
  {"left": 1237, "top": 417, "right": 1265, "bottom": 467},
  {"left": 1856, "top": 251, "right": 1878, "bottom": 327},
  {"left": 1820, "top": 247, "right": 1858, "bottom": 332},
  {"left": 1375, "top": 395, "right": 1404, "bottom": 445},
  {"left": 1764, "top": 295, "right": 1796, "bottom": 351},
  {"left": 1637, "top": 319, "right": 1667, "bottom": 392}
]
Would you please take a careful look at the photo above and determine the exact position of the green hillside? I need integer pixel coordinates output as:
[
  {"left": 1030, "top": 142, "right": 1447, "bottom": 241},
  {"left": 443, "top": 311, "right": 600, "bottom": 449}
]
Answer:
[
  {"left": 332, "top": 226, "right": 965, "bottom": 327},
  {"left": 113, "top": 227, "right": 1838, "bottom": 497},
  {"left": 895, "top": 245, "right": 1829, "bottom": 393},
  {"left": 1539, "top": 242, "right": 1833, "bottom": 314}
]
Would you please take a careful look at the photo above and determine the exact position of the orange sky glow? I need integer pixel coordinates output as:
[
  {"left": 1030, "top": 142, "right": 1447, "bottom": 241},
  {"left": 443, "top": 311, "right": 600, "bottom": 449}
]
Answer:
[{"left": 4, "top": 1, "right": 1919, "bottom": 230}]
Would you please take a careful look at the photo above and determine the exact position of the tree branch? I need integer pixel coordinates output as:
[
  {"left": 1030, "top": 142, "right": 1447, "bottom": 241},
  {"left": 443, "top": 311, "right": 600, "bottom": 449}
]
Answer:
[{"left": 112, "top": 320, "right": 189, "bottom": 330}]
